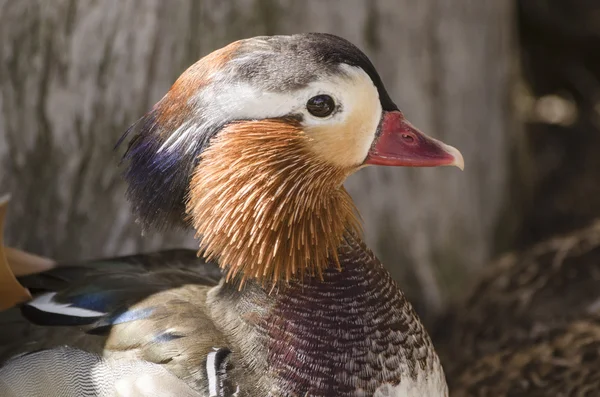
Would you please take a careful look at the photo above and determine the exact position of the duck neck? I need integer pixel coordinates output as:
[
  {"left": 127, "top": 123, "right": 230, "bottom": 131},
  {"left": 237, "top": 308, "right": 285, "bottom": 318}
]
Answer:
[{"left": 207, "top": 232, "right": 446, "bottom": 396}]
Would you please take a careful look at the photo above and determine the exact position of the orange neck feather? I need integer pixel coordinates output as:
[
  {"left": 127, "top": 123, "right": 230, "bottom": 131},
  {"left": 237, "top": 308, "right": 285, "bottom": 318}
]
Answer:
[{"left": 186, "top": 119, "right": 362, "bottom": 284}]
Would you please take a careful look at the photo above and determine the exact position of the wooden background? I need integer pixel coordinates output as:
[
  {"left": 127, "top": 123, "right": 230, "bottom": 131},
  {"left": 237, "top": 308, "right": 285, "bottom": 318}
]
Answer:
[{"left": 0, "top": 0, "right": 516, "bottom": 323}]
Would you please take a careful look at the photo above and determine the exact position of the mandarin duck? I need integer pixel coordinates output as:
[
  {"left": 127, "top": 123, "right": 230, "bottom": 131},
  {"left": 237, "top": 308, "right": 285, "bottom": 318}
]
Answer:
[{"left": 0, "top": 33, "right": 464, "bottom": 397}]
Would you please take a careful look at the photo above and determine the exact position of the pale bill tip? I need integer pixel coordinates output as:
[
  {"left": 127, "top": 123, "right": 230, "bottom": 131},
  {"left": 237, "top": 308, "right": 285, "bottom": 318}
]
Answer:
[{"left": 443, "top": 144, "right": 465, "bottom": 171}]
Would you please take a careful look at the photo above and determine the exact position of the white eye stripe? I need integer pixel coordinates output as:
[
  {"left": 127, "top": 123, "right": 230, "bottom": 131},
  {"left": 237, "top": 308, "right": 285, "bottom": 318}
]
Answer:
[
  {"left": 157, "top": 121, "right": 195, "bottom": 153},
  {"left": 158, "top": 65, "right": 380, "bottom": 158}
]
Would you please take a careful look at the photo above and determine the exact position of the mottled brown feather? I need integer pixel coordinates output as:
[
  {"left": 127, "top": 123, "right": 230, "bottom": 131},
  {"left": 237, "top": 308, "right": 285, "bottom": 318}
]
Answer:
[
  {"left": 187, "top": 119, "right": 362, "bottom": 284},
  {"left": 451, "top": 319, "right": 600, "bottom": 397},
  {"left": 436, "top": 220, "right": 600, "bottom": 396}
]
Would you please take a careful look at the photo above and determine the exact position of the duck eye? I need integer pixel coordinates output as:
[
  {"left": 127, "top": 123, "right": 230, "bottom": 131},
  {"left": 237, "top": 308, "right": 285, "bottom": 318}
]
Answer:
[{"left": 306, "top": 95, "right": 335, "bottom": 117}]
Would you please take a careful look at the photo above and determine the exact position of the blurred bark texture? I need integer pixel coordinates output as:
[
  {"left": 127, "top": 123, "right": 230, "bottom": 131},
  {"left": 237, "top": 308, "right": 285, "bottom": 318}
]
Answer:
[
  {"left": 512, "top": 0, "right": 600, "bottom": 247},
  {"left": 432, "top": 1, "right": 600, "bottom": 393},
  {"left": 0, "top": 0, "right": 515, "bottom": 322}
]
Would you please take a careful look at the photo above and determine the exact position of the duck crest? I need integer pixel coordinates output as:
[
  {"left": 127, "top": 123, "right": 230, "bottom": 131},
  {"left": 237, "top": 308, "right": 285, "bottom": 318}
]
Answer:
[
  {"left": 117, "top": 41, "right": 241, "bottom": 229},
  {"left": 187, "top": 119, "right": 363, "bottom": 284}
]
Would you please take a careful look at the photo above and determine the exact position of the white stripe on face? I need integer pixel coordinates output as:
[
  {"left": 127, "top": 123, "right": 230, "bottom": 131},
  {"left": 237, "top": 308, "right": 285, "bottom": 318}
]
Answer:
[{"left": 160, "top": 65, "right": 382, "bottom": 168}]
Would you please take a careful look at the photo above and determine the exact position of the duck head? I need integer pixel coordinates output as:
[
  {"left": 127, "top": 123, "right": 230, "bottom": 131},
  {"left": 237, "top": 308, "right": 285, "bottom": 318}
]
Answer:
[{"left": 119, "top": 33, "right": 464, "bottom": 284}]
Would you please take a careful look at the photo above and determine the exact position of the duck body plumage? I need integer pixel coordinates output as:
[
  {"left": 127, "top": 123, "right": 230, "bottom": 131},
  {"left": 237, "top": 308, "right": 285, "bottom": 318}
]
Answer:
[{"left": 0, "top": 236, "right": 447, "bottom": 397}]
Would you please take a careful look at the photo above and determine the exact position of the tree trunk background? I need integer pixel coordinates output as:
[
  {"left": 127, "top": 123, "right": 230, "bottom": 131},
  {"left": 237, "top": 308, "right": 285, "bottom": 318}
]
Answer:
[
  {"left": 432, "top": 3, "right": 600, "bottom": 390},
  {"left": 0, "top": 0, "right": 516, "bottom": 323},
  {"left": 512, "top": 0, "right": 600, "bottom": 248}
]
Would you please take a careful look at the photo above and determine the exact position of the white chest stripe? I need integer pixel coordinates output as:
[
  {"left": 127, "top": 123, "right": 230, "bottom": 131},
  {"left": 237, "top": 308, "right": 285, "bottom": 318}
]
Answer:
[{"left": 206, "top": 349, "right": 219, "bottom": 397}]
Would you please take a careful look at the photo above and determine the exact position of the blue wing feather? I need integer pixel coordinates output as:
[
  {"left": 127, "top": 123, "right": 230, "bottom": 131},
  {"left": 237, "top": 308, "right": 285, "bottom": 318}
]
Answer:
[{"left": 17, "top": 249, "right": 220, "bottom": 329}]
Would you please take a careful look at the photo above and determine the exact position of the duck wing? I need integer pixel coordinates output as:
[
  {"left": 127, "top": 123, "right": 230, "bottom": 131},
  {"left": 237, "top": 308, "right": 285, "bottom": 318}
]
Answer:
[{"left": 0, "top": 250, "right": 237, "bottom": 396}]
